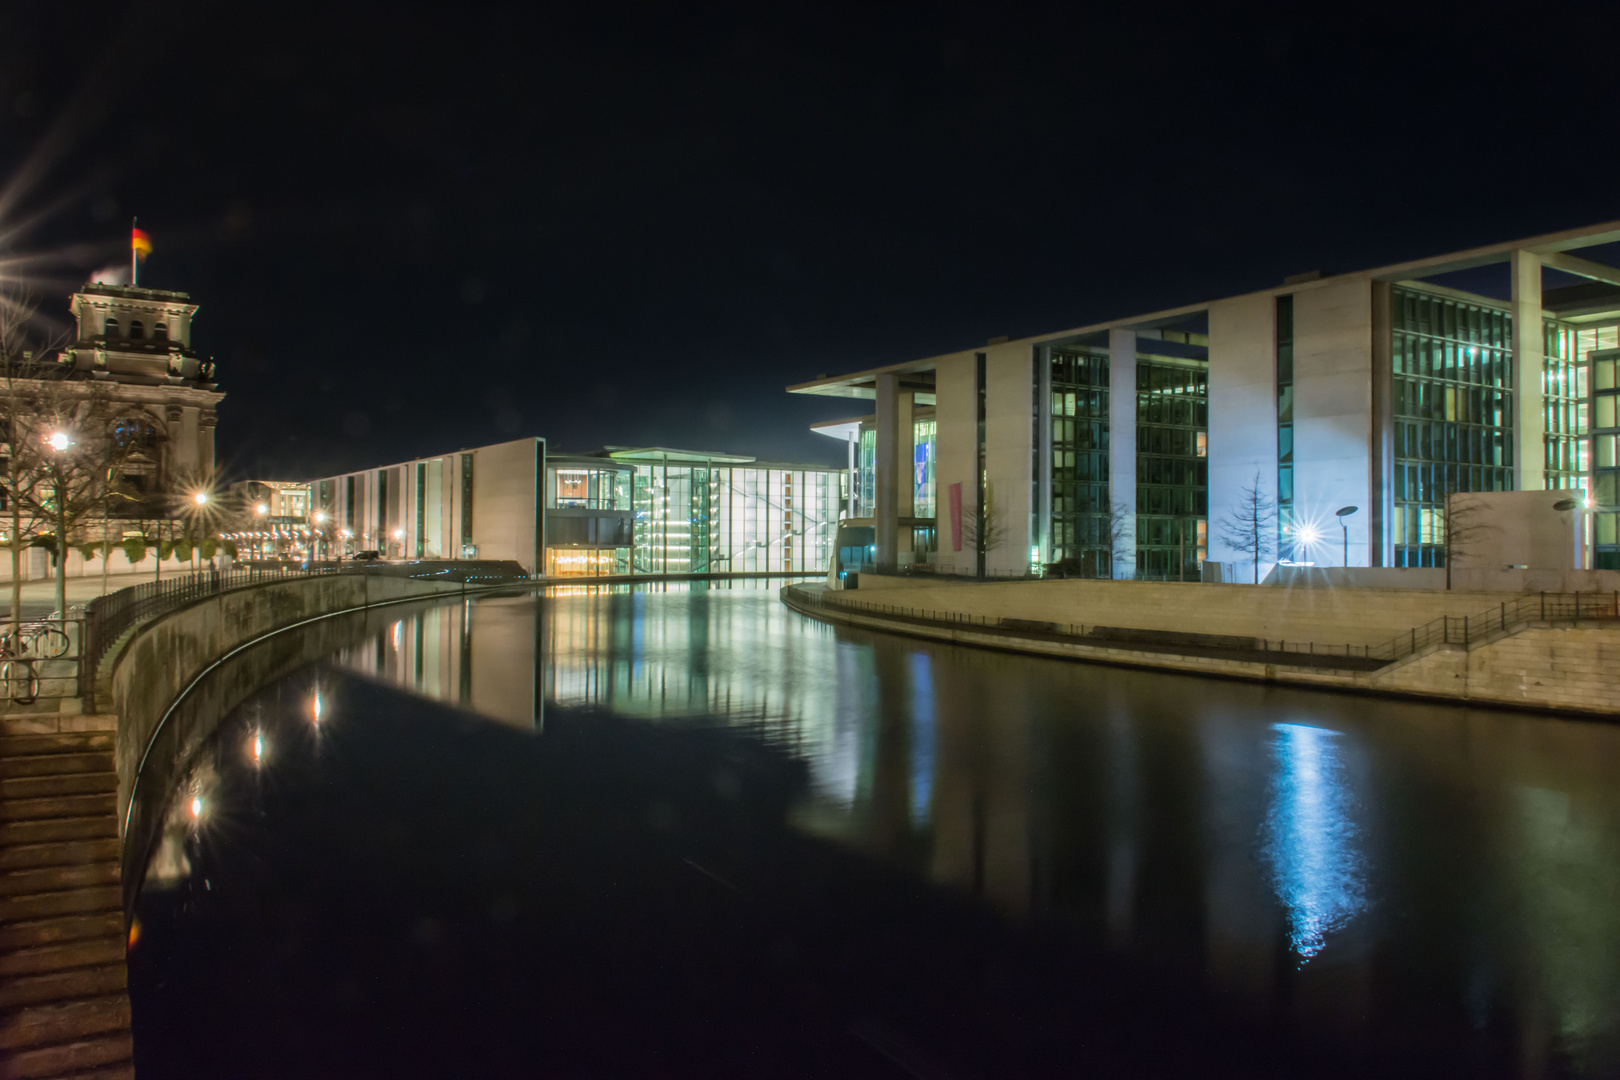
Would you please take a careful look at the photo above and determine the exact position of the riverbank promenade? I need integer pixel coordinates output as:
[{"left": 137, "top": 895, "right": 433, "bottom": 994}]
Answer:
[{"left": 783, "top": 576, "right": 1620, "bottom": 716}]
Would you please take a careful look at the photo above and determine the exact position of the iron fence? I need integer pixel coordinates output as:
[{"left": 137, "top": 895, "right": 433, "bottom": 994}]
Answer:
[
  {"left": 784, "top": 585, "right": 1620, "bottom": 669},
  {"left": 0, "top": 617, "right": 86, "bottom": 705},
  {"left": 82, "top": 565, "right": 348, "bottom": 682}
]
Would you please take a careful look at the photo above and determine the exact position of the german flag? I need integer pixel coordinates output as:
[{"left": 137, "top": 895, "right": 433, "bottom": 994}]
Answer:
[{"left": 131, "top": 226, "right": 152, "bottom": 260}]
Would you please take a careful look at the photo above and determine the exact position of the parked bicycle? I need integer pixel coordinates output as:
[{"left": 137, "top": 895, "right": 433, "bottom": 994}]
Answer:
[
  {"left": 0, "top": 655, "right": 38, "bottom": 704},
  {"left": 0, "top": 619, "right": 72, "bottom": 660}
]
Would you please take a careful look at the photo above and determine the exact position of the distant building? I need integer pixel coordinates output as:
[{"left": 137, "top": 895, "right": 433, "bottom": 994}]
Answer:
[
  {"left": 59, "top": 283, "right": 223, "bottom": 514},
  {"left": 300, "top": 441, "right": 842, "bottom": 576}
]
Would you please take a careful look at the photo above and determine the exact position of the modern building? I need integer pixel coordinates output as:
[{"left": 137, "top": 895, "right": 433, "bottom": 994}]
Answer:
[
  {"left": 302, "top": 442, "right": 842, "bottom": 577},
  {"left": 791, "top": 220, "right": 1620, "bottom": 578},
  {"left": 307, "top": 437, "right": 546, "bottom": 566}
]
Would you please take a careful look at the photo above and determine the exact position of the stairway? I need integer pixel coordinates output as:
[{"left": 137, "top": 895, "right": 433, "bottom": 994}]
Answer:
[{"left": 0, "top": 725, "right": 133, "bottom": 1080}]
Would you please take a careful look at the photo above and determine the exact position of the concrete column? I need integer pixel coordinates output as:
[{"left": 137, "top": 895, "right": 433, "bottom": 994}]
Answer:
[
  {"left": 846, "top": 432, "right": 858, "bottom": 518},
  {"left": 1108, "top": 329, "right": 1138, "bottom": 577},
  {"left": 1370, "top": 283, "right": 1394, "bottom": 566},
  {"left": 1512, "top": 249, "right": 1545, "bottom": 491},
  {"left": 874, "top": 373, "right": 901, "bottom": 570}
]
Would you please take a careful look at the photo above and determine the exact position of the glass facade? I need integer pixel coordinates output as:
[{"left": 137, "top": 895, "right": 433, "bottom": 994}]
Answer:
[
  {"left": 1391, "top": 287, "right": 1515, "bottom": 567},
  {"left": 913, "top": 417, "right": 936, "bottom": 518},
  {"left": 1545, "top": 323, "right": 1594, "bottom": 491},
  {"left": 627, "top": 456, "right": 839, "bottom": 575},
  {"left": 1047, "top": 348, "right": 1111, "bottom": 573},
  {"left": 1135, "top": 356, "right": 1208, "bottom": 577},
  {"left": 1277, "top": 296, "right": 1295, "bottom": 561},
  {"left": 553, "top": 466, "right": 631, "bottom": 509},
  {"left": 858, "top": 429, "right": 876, "bottom": 518},
  {"left": 1590, "top": 349, "right": 1620, "bottom": 569}
]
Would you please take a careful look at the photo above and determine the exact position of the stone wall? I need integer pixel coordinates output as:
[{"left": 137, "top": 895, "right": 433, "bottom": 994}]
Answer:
[
  {"left": 844, "top": 575, "right": 1525, "bottom": 648},
  {"left": 108, "top": 574, "right": 477, "bottom": 837},
  {"left": 785, "top": 586, "right": 1620, "bottom": 717}
]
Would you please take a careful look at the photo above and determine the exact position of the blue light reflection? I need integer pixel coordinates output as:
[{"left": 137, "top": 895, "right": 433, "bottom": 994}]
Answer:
[{"left": 1262, "top": 722, "right": 1366, "bottom": 962}]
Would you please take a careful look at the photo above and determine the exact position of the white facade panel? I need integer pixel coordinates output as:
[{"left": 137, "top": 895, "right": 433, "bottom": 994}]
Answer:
[
  {"left": 1294, "top": 278, "right": 1374, "bottom": 567},
  {"left": 1207, "top": 293, "right": 1279, "bottom": 577}
]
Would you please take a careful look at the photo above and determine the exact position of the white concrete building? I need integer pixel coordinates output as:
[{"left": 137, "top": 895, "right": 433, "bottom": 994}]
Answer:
[{"left": 793, "top": 220, "right": 1620, "bottom": 579}]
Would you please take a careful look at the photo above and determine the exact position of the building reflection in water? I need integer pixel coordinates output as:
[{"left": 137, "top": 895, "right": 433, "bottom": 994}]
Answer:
[
  {"left": 1261, "top": 723, "right": 1367, "bottom": 962},
  {"left": 325, "top": 582, "right": 1620, "bottom": 1074}
]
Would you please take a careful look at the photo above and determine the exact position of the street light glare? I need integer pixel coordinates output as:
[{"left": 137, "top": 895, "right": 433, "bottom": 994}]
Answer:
[
  {"left": 256, "top": 503, "right": 269, "bottom": 515},
  {"left": 46, "top": 431, "right": 69, "bottom": 451},
  {"left": 193, "top": 491, "right": 209, "bottom": 506},
  {"left": 1294, "top": 522, "right": 1323, "bottom": 547}
]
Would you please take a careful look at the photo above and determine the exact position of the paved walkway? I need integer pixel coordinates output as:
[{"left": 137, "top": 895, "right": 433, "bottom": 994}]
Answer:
[{"left": 0, "top": 575, "right": 162, "bottom": 622}]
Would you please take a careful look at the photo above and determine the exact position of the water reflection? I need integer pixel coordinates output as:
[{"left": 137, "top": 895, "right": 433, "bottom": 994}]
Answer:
[
  {"left": 143, "top": 582, "right": 1620, "bottom": 1077},
  {"left": 1261, "top": 724, "right": 1367, "bottom": 961}
]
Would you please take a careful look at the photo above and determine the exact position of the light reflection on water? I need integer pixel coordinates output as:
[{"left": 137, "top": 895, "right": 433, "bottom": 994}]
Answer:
[
  {"left": 290, "top": 582, "right": 1620, "bottom": 1073},
  {"left": 1261, "top": 723, "right": 1366, "bottom": 961}
]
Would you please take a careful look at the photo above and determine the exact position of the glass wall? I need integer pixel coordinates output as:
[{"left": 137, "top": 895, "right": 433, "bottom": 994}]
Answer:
[
  {"left": 1277, "top": 296, "right": 1296, "bottom": 561},
  {"left": 913, "top": 417, "right": 936, "bottom": 518},
  {"left": 1589, "top": 349, "right": 1620, "bottom": 569},
  {"left": 857, "top": 429, "right": 876, "bottom": 518},
  {"left": 552, "top": 466, "right": 632, "bottom": 510},
  {"left": 629, "top": 459, "right": 839, "bottom": 574},
  {"left": 1136, "top": 356, "right": 1208, "bottom": 577},
  {"left": 1047, "top": 348, "right": 1111, "bottom": 573},
  {"left": 1391, "top": 286, "right": 1515, "bottom": 567}
]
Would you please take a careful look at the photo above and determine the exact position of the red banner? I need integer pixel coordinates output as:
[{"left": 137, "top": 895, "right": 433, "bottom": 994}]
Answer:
[{"left": 948, "top": 482, "right": 963, "bottom": 552}]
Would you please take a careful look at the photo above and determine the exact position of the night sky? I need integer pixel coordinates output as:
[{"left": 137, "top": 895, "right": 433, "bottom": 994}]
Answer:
[{"left": 1, "top": 2, "right": 1615, "bottom": 479}]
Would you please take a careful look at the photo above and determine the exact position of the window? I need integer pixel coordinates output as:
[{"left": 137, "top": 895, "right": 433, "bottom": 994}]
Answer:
[
  {"left": 460, "top": 453, "right": 475, "bottom": 550},
  {"left": 1046, "top": 348, "right": 1110, "bottom": 572},
  {"left": 1277, "top": 295, "right": 1295, "bottom": 561},
  {"left": 1137, "top": 356, "right": 1208, "bottom": 577},
  {"left": 129, "top": 320, "right": 144, "bottom": 339},
  {"left": 103, "top": 316, "right": 119, "bottom": 338},
  {"left": 153, "top": 322, "right": 169, "bottom": 341},
  {"left": 1391, "top": 287, "right": 1515, "bottom": 567}
]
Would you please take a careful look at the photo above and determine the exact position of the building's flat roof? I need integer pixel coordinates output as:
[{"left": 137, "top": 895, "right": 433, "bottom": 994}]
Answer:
[
  {"left": 788, "top": 218, "right": 1620, "bottom": 399},
  {"left": 78, "top": 283, "right": 193, "bottom": 302}
]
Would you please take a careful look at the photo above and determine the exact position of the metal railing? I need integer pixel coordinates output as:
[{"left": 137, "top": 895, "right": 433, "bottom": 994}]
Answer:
[
  {"left": 785, "top": 585, "right": 1620, "bottom": 669},
  {"left": 82, "top": 565, "right": 348, "bottom": 681}
]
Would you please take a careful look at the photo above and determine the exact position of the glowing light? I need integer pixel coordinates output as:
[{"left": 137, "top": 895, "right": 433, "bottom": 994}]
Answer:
[
  {"left": 255, "top": 503, "right": 268, "bottom": 515},
  {"left": 392, "top": 528, "right": 403, "bottom": 540},
  {"left": 190, "top": 796, "right": 203, "bottom": 819},
  {"left": 192, "top": 491, "right": 209, "bottom": 506},
  {"left": 1262, "top": 723, "right": 1366, "bottom": 962},
  {"left": 1293, "top": 522, "right": 1323, "bottom": 547},
  {"left": 311, "top": 692, "right": 323, "bottom": 724},
  {"left": 252, "top": 731, "right": 263, "bottom": 763},
  {"left": 46, "top": 430, "right": 70, "bottom": 451},
  {"left": 314, "top": 511, "right": 326, "bottom": 523}
]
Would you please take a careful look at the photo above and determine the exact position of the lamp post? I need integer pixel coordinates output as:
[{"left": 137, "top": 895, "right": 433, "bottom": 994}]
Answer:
[
  {"left": 255, "top": 502, "right": 268, "bottom": 563},
  {"left": 1335, "top": 506, "right": 1359, "bottom": 568},
  {"left": 44, "top": 430, "right": 72, "bottom": 620},
  {"left": 313, "top": 511, "right": 327, "bottom": 564}
]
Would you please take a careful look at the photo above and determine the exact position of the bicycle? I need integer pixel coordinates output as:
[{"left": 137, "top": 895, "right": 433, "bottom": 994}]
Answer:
[
  {"left": 0, "top": 656, "right": 38, "bottom": 704},
  {"left": 20, "top": 621, "right": 71, "bottom": 659}
]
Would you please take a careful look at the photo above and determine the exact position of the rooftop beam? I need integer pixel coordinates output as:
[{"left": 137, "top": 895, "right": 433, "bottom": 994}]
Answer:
[{"left": 1540, "top": 250, "right": 1620, "bottom": 288}]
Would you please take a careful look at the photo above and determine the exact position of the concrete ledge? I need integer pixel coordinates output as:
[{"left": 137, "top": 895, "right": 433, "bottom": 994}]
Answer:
[
  {"left": 0, "top": 713, "right": 116, "bottom": 736},
  {"left": 782, "top": 586, "right": 1620, "bottom": 719}
]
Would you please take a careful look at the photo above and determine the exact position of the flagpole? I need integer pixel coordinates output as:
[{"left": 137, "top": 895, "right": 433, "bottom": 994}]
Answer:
[{"left": 130, "top": 217, "right": 137, "bottom": 286}]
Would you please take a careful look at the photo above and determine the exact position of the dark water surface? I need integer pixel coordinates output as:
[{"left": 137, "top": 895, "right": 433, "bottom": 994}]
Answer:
[{"left": 129, "top": 583, "right": 1620, "bottom": 1078}]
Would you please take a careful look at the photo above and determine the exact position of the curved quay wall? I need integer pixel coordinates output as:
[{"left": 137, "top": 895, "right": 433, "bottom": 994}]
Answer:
[
  {"left": 108, "top": 573, "right": 517, "bottom": 911},
  {"left": 780, "top": 583, "right": 1620, "bottom": 719}
]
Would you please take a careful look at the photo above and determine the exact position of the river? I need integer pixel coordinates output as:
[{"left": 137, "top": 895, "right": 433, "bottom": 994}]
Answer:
[{"left": 127, "top": 581, "right": 1620, "bottom": 1078}]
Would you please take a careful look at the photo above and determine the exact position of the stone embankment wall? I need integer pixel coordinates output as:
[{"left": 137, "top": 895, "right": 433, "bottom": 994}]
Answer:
[
  {"left": 799, "top": 580, "right": 1620, "bottom": 717},
  {"left": 848, "top": 575, "right": 1538, "bottom": 648},
  {"left": 107, "top": 575, "right": 475, "bottom": 834}
]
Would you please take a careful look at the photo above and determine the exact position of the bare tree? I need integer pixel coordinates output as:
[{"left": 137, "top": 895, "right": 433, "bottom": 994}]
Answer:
[
  {"left": 1103, "top": 501, "right": 1134, "bottom": 580},
  {"left": 1442, "top": 492, "right": 1498, "bottom": 591},
  {"left": 1218, "top": 469, "right": 1276, "bottom": 585},
  {"left": 960, "top": 482, "right": 1008, "bottom": 578}
]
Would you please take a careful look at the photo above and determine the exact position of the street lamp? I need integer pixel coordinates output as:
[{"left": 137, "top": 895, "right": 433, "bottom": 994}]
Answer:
[
  {"left": 1335, "top": 506, "right": 1359, "bottom": 568},
  {"left": 192, "top": 491, "right": 209, "bottom": 507}
]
